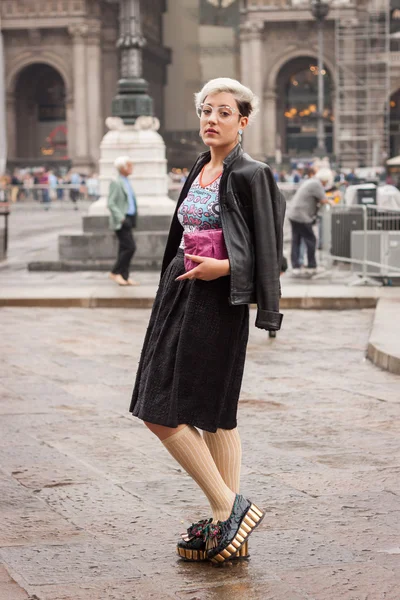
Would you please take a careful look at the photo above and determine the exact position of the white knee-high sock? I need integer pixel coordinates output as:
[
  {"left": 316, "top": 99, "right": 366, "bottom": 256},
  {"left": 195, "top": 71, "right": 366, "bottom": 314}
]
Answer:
[
  {"left": 162, "top": 426, "right": 236, "bottom": 522},
  {"left": 203, "top": 428, "right": 242, "bottom": 494}
]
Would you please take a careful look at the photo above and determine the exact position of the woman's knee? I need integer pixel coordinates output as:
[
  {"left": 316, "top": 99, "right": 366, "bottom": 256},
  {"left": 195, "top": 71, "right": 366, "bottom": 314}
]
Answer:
[{"left": 143, "top": 421, "right": 187, "bottom": 441}]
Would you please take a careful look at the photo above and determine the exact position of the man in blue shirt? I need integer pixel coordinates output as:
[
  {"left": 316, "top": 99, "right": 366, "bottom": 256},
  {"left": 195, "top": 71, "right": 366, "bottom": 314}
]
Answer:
[{"left": 107, "top": 156, "right": 139, "bottom": 286}]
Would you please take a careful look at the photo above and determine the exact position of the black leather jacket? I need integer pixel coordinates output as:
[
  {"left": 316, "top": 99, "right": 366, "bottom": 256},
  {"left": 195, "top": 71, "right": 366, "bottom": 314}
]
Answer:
[{"left": 161, "top": 144, "right": 286, "bottom": 331}]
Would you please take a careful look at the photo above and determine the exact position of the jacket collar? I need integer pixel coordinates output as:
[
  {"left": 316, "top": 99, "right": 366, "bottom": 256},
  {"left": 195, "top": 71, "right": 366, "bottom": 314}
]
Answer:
[
  {"left": 175, "top": 143, "right": 244, "bottom": 212},
  {"left": 117, "top": 174, "right": 128, "bottom": 193},
  {"left": 196, "top": 143, "right": 243, "bottom": 171},
  {"left": 223, "top": 143, "right": 243, "bottom": 167}
]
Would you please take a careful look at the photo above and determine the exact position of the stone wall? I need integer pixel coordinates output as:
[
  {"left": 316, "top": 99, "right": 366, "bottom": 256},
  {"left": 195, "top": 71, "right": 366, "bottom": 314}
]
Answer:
[{"left": 1, "top": 0, "right": 170, "bottom": 172}]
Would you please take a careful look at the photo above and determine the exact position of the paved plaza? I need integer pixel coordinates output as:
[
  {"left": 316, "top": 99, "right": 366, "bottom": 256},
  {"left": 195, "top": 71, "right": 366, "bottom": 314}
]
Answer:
[{"left": 0, "top": 306, "right": 399, "bottom": 599}]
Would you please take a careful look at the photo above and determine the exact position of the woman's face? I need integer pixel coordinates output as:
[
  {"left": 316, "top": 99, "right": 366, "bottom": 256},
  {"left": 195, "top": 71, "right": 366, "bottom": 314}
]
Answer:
[{"left": 199, "top": 92, "right": 248, "bottom": 149}]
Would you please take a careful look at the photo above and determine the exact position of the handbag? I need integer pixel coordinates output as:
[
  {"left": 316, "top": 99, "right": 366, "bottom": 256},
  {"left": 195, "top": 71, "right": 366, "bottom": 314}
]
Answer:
[{"left": 183, "top": 228, "right": 228, "bottom": 272}]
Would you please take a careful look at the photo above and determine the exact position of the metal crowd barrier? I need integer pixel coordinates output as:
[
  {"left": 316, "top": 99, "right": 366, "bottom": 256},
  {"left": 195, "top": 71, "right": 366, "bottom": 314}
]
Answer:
[{"left": 320, "top": 204, "right": 400, "bottom": 285}]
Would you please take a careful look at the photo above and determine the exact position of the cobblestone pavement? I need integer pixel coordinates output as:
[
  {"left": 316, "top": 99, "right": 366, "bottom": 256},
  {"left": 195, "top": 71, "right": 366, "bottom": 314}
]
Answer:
[
  {"left": 0, "top": 307, "right": 399, "bottom": 600},
  {"left": 2, "top": 201, "right": 92, "bottom": 271}
]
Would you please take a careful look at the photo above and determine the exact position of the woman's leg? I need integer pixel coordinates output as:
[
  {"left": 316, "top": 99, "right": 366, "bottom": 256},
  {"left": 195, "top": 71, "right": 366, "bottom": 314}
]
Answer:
[
  {"left": 203, "top": 428, "right": 242, "bottom": 494},
  {"left": 290, "top": 220, "right": 302, "bottom": 269},
  {"left": 144, "top": 422, "right": 235, "bottom": 522},
  {"left": 301, "top": 223, "right": 317, "bottom": 269}
]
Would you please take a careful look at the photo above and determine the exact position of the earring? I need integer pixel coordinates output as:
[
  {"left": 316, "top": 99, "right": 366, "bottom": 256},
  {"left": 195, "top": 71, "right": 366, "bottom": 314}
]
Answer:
[{"left": 238, "top": 129, "right": 243, "bottom": 143}]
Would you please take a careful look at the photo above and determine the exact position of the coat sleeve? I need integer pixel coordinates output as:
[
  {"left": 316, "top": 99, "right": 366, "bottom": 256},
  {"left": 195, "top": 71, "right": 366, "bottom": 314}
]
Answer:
[
  {"left": 107, "top": 181, "right": 125, "bottom": 229},
  {"left": 250, "top": 165, "right": 286, "bottom": 331}
]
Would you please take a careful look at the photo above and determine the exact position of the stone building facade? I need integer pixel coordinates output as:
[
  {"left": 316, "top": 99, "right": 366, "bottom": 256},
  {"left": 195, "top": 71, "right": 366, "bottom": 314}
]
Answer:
[
  {"left": 162, "top": 0, "right": 241, "bottom": 166},
  {"left": 1, "top": 0, "right": 170, "bottom": 172},
  {"left": 2, "top": 0, "right": 400, "bottom": 171},
  {"left": 240, "top": 0, "right": 400, "bottom": 164}
]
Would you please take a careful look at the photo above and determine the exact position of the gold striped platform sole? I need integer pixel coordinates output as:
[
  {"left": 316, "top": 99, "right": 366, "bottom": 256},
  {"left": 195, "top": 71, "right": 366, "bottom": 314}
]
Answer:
[
  {"left": 209, "top": 504, "right": 264, "bottom": 565},
  {"left": 176, "top": 547, "right": 207, "bottom": 561},
  {"left": 176, "top": 540, "right": 249, "bottom": 562}
]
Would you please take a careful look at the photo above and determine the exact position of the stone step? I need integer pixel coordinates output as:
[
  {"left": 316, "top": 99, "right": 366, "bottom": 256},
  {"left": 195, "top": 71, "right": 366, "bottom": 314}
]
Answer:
[
  {"left": 28, "top": 257, "right": 162, "bottom": 272},
  {"left": 83, "top": 214, "right": 172, "bottom": 233},
  {"left": 58, "top": 230, "right": 168, "bottom": 261}
]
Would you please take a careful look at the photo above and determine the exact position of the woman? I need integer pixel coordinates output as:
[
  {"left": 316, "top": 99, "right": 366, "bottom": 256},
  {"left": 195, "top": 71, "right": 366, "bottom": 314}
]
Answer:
[{"left": 130, "top": 78, "right": 285, "bottom": 565}]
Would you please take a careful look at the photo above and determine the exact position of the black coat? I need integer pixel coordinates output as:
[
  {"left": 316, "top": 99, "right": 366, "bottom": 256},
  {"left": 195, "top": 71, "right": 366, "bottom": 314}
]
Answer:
[{"left": 162, "top": 144, "right": 286, "bottom": 331}]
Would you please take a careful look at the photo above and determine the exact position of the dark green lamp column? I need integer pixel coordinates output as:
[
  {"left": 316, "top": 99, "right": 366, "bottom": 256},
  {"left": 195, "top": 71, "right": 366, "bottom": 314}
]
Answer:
[
  {"left": 310, "top": 0, "right": 330, "bottom": 155},
  {"left": 112, "top": 0, "right": 153, "bottom": 124}
]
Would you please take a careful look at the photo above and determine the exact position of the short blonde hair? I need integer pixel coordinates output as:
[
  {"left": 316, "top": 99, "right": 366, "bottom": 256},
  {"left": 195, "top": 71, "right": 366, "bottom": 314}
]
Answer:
[{"left": 195, "top": 78, "right": 259, "bottom": 123}]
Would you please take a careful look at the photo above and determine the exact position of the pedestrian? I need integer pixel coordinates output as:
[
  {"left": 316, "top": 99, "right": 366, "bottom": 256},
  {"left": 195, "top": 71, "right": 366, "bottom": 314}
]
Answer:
[
  {"left": 23, "top": 172, "right": 34, "bottom": 201},
  {"left": 69, "top": 170, "right": 80, "bottom": 209},
  {"left": 39, "top": 169, "right": 50, "bottom": 209},
  {"left": 345, "top": 169, "right": 357, "bottom": 184},
  {"left": 180, "top": 168, "right": 189, "bottom": 184},
  {"left": 11, "top": 170, "right": 21, "bottom": 203},
  {"left": 48, "top": 170, "right": 58, "bottom": 202},
  {"left": 57, "top": 175, "right": 64, "bottom": 200},
  {"left": 386, "top": 173, "right": 395, "bottom": 186},
  {"left": 87, "top": 173, "right": 100, "bottom": 201},
  {"left": 292, "top": 169, "right": 301, "bottom": 183},
  {"left": 279, "top": 170, "right": 287, "bottom": 183},
  {"left": 107, "top": 156, "right": 139, "bottom": 287},
  {"left": 288, "top": 168, "right": 333, "bottom": 274},
  {"left": 0, "top": 175, "right": 7, "bottom": 203},
  {"left": 129, "top": 78, "right": 285, "bottom": 565},
  {"left": 32, "top": 170, "right": 40, "bottom": 202},
  {"left": 79, "top": 175, "right": 87, "bottom": 200}
]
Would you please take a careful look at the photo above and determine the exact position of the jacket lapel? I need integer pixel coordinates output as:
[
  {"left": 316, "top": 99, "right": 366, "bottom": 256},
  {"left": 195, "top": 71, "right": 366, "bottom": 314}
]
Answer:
[{"left": 118, "top": 176, "right": 128, "bottom": 198}]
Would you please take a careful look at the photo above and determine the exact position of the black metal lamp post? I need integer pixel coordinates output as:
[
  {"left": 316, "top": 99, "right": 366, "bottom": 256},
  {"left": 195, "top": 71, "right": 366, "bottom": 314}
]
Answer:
[
  {"left": 112, "top": 0, "right": 153, "bottom": 124},
  {"left": 310, "top": 0, "right": 330, "bottom": 155}
]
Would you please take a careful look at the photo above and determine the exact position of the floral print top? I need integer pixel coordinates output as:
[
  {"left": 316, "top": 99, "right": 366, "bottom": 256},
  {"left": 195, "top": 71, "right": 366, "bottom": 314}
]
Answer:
[{"left": 177, "top": 167, "right": 222, "bottom": 249}]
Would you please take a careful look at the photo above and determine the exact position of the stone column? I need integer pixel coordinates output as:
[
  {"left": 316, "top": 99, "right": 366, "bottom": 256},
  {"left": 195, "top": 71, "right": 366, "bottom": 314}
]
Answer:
[
  {"left": 5, "top": 92, "right": 16, "bottom": 161},
  {"left": 86, "top": 23, "right": 102, "bottom": 165},
  {"left": 68, "top": 24, "right": 91, "bottom": 170},
  {"left": 65, "top": 93, "right": 74, "bottom": 163},
  {"left": 240, "top": 21, "right": 264, "bottom": 159},
  {"left": 0, "top": 17, "right": 6, "bottom": 174},
  {"left": 264, "top": 89, "right": 277, "bottom": 159},
  {"left": 239, "top": 22, "right": 252, "bottom": 89}
]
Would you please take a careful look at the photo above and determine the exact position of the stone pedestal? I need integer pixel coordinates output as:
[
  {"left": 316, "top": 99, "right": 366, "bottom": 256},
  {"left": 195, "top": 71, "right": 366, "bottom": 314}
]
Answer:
[
  {"left": 51, "top": 116, "right": 175, "bottom": 272},
  {"left": 89, "top": 115, "right": 174, "bottom": 216}
]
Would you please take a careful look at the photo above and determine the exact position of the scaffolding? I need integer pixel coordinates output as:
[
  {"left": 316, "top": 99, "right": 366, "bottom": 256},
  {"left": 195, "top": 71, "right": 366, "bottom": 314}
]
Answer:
[{"left": 335, "top": 0, "right": 390, "bottom": 168}]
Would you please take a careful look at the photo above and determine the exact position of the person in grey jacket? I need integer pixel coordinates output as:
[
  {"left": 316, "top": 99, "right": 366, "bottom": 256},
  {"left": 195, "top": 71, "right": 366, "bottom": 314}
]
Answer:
[
  {"left": 107, "top": 156, "right": 139, "bottom": 286},
  {"left": 288, "top": 168, "right": 333, "bottom": 273}
]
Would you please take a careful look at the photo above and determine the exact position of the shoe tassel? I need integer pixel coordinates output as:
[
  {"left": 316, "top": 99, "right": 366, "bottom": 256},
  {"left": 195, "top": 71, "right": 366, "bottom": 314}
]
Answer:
[{"left": 204, "top": 522, "right": 221, "bottom": 551}]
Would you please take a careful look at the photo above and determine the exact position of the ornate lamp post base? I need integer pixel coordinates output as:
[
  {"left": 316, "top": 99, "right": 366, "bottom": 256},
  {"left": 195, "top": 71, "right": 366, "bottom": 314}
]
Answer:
[{"left": 112, "top": 78, "right": 153, "bottom": 125}]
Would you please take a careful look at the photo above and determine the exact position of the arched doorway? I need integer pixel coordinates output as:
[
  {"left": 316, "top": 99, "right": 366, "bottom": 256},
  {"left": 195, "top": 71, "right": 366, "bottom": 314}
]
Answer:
[
  {"left": 276, "top": 56, "right": 333, "bottom": 158},
  {"left": 15, "top": 63, "right": 68, "bottom": 163}
]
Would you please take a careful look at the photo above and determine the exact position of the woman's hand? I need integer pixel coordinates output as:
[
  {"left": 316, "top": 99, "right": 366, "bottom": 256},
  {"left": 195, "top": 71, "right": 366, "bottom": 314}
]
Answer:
[{"left": 176, "top": 255, "right": 230, "bottom": 282}]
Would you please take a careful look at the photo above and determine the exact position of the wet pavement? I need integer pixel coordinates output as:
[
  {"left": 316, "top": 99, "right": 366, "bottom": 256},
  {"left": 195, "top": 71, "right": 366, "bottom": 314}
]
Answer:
[{"left": 0, "top": 307, "right": 399, "bottom": 599}]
